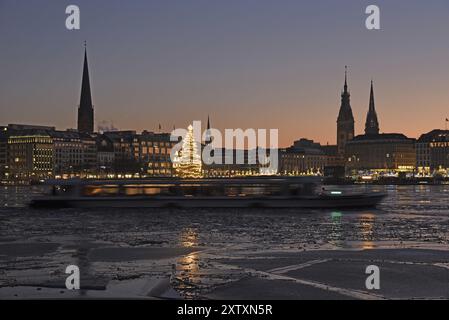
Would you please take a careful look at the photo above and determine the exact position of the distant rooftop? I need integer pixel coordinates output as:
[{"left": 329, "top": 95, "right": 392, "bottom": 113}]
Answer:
[
  {"left": 417, "top": 129, "right": 449, "bottom": 142},
  {"left": 350, "top": 133, "right": 414, "bottom": 142},
  {"left": 7, "top": 124, "right": 55, "bottom": 131}
]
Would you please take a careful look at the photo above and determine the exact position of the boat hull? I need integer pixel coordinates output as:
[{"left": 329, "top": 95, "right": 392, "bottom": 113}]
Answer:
[{"left": 30, "top": 193, "right": 386, "bottom": 209}]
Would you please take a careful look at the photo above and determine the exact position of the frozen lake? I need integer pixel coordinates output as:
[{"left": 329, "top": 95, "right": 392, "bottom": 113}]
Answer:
[{"left": 1, "top": 185, "right": 449, "bottom": 299}]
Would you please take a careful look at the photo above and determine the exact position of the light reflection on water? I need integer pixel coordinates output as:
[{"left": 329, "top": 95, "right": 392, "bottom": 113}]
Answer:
[
  {"left": 329, "top": 211, "right": 343, "bottom": 246},
  {"left": 360, "top": 213, "right": 375, "bottom": 249},
  {"left": 176, "top": 228, "right": 201, "bottom": 299},
  {"left": 1, "top": 185, "right": 449, "bottom": 252},
  {"left": 1, "top": 185, "right": 449, "bottom": 299},
  {"left": 328, "top": 211, "right": 377, "bottom": 249},
  {"left": 180, "top": 228, "right": 199, "bottom": 248}
]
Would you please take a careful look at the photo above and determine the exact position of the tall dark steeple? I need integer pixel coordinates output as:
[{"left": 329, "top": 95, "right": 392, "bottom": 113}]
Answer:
[
  {"left": 205, "top": 115, "right": 212, "bottom": 144},
  {"left": 77, "top": 42, "right": 94, "bottom": 133},
  {"left": 337, "top": 66, "right": 355, "bottom": 155},
  {"left": 365, "top": 80, "right": 379, "bottom": 135}
]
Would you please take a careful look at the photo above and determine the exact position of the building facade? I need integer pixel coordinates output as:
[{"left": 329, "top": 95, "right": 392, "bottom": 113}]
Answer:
[
  {"left": 7, "top": 130, "right": 54, "bottom": 180},
  {"left": 138, "top": 131, "right": 175, "bottom": 176},
  {"left": 97, "top": 130, "right": 176, "bottom": 177},
  {"left": 1, "top": 124, "right": 179, "bottom": 180},
  {"left": 96, "top": 134, "right": 115, "bottom": 175},
  {"left": 279, "top": 139, "right": 327, "bottom": 175},
  {"left": 101, "top": 131, "right": 139, "bottom": 174},
  {"left": 416, "top": 130, "right": 449, "bottom": 175},
  {"left": 51, "top": 131, "right": 83, "bottom": 175},
  {"left": 203, "top": 148, "right": 261, "bottom": 177},
  {"left": 346, "top": 134, "right": 416, "bottom": 172},
  {"left": 50, "top": 131, "right": 97, "bottom": 177}
]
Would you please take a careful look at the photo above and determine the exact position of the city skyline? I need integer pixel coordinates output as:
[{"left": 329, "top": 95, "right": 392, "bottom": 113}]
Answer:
[
  {"left": 1, "top": 0, "right": 449, "bottom": 147},
  {"left": 3, "top": 1, "right": 449, "bottom": 305}
]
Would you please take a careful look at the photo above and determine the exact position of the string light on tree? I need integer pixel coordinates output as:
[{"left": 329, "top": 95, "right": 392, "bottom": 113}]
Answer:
[{"left": 174, "top": 124, "right": 202, "bottom": 178}]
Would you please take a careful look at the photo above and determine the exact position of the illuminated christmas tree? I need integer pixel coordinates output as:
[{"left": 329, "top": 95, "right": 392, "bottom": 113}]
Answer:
[{"left": 174, "top": 124, "right": 202, "bottom": 178}]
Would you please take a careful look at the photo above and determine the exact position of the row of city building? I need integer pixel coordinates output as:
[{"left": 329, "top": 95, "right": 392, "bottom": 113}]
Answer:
[
  {"left": 331, "top": 68, "right": 449, "bottom": 178},
  {"left": 0, "top": 124, "right": 176, "bottom": 181},
  {"left": 279, "top": 68, "right": 448, "bottom": 178},
  {"left": 1, "top": 121, "right": 448, "bottom": 181},
  {"left": 279, "top": 129, "right": 449, "bottom": 178},
  {"left": 1, "top": 46, "right": 448, "bottom": 182}
]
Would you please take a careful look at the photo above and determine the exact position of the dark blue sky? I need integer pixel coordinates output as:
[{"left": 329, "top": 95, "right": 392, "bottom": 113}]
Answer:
[{"left": 1, "top": 0, "right": 448, "bottom": 146}]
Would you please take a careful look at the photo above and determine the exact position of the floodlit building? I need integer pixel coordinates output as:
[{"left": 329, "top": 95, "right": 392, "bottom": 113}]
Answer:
[
  {"left": 346, "top": 134, "right": 416, "bottom": 172},
  {"left": 416, "top": 130, "right": 449, "bottom": 175},
  {"left": 203, "top": 148, "right": 262, "bottom": 177},
  {"left": 279, "top": 139, "right": 327, "bottom": 175},
  {"left": 98, "top": 130, "right": 176, "bottom": 177},
  {"left": 7, "top": 129, "right": 54, "bottom": 180},
  {"left": 50, "top": 130, "right": 97, "bottom": 177},
  {"left": 50, "top": 130, "right": 84, "bottom": 175},
  {"left": 139, "top": 131, "right": 175, "bottom": 177}
]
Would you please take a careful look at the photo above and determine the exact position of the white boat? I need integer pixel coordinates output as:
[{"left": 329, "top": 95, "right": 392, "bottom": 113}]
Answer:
[{"left": 29, "top": 177, "right": 387, "bottom": 209}]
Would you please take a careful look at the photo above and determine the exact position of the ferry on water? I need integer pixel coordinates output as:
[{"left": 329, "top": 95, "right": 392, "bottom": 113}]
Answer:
[{"left": 29, "top": 177, "right": 386, "bottom": 209}]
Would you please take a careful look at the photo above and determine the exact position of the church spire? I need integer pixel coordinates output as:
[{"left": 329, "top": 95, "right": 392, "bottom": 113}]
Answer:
[
  {"left": 344, "top": 65, "right": 348, "bottom": 93},
  {"left": 337, "top": 66, "right": 355, "bottom": 155},
  {"left": 338, "top": 66, "right": 353, "bottom": 122},
  {"left": 77, "top": 42, "right": 94, "bottom": 133},
  {"left": 205, "top": 115, "right": 212, "bottom": 144},
  {"left": 365, "top": 80, "right": 379, "bottom": 135}
]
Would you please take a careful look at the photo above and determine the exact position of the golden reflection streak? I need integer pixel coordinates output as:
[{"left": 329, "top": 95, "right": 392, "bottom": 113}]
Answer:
[
  {"left": 175, "top": 228, "right": 201, "bottom": 298},
  {"left": 180, "top": 228, "right": 199, "bottom": 248},
  {"left": 360, "top": 213, "right": 375, "bottom": 249}
]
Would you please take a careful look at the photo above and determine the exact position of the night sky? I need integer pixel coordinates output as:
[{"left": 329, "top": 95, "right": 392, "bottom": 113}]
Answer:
[{"left": 1, "top": 0, "right": 448, "bottom": 146}]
